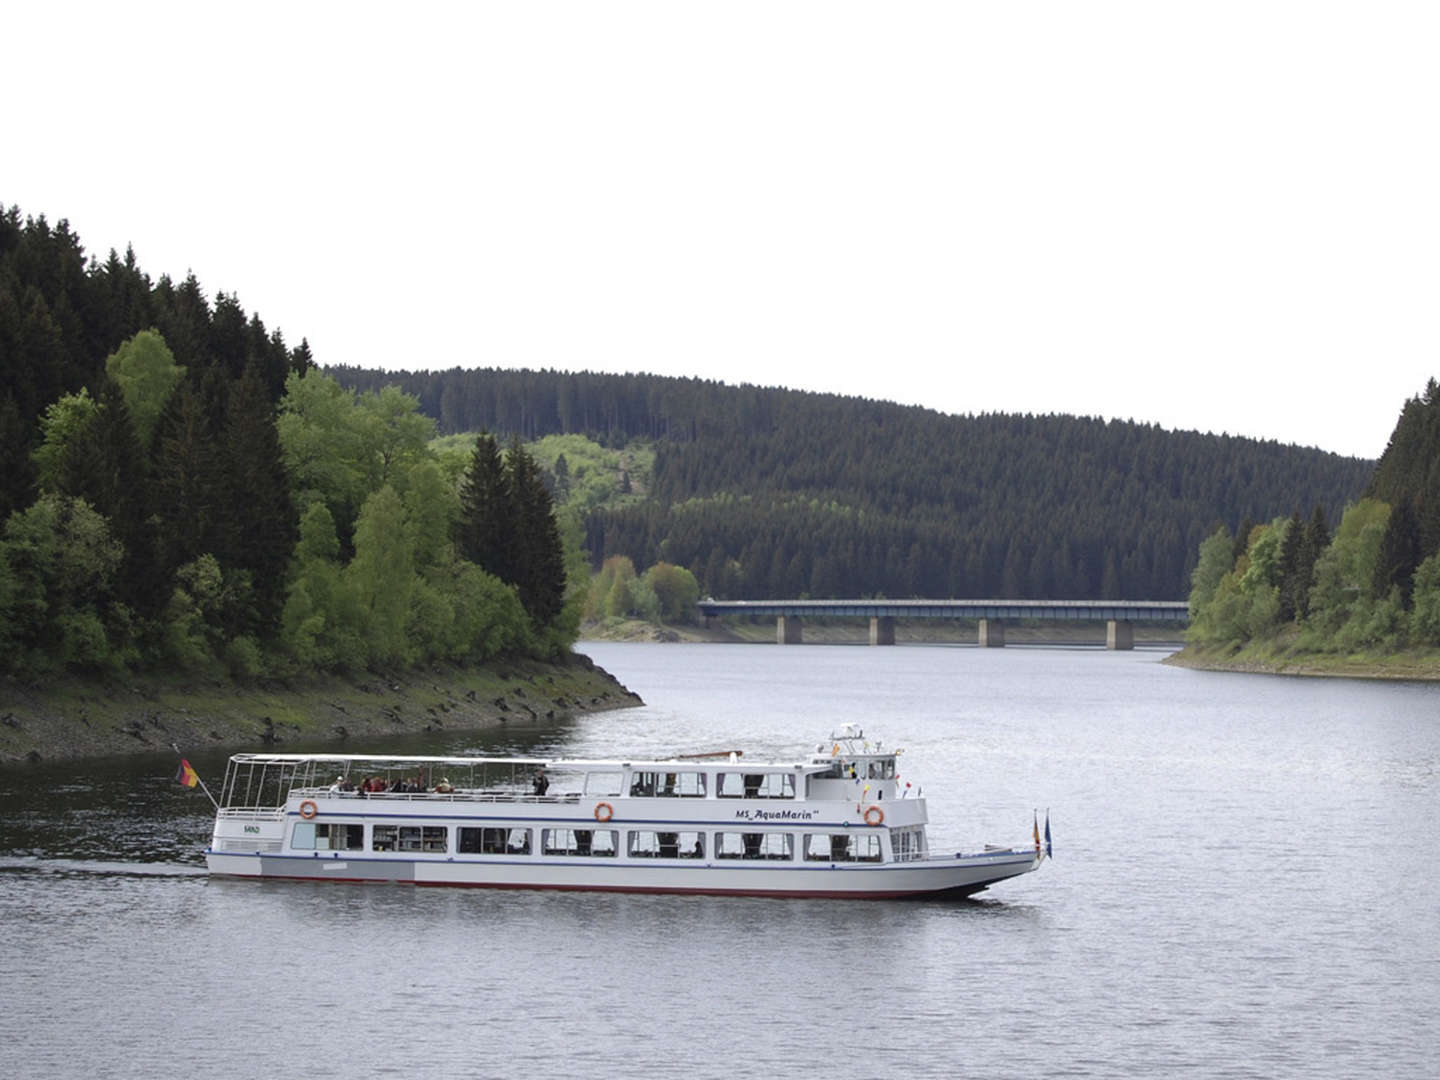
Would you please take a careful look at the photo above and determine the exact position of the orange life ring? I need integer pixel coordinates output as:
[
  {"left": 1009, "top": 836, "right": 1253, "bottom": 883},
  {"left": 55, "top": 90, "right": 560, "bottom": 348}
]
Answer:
[
  {"left": 863, "top": 805, "right": 884, "bottom": 826},
  {"left": 299, "top": 799, "right": 319, "bottom": 820},
  {"left": 594, "top": 801, "right": 614, "bottom": 823}
]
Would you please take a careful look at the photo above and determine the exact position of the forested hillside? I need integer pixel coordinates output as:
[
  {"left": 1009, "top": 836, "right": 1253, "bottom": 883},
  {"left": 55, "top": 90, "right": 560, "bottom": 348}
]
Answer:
[
  {"left": 332, "top": 365, "right": 1373, "bottom": 601},
  {"left": 1, "top": 206, "right": 574, "bottom": 679}
]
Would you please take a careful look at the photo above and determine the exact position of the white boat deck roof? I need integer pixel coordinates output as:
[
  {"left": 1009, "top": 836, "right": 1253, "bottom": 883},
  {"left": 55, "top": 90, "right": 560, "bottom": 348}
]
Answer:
[{"left": 225, "top": 751, "right": 872, "bottom": 774}]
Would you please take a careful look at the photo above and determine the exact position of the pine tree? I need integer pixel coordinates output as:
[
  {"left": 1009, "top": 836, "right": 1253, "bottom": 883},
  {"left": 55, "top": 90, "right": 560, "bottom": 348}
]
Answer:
[
  {"left": 1372, "top": 498, "right": 1421, "bottom": 606},
  {"left": 220, "top": 362, "right": 298, "bottom": 635},
  {"left": 506, "top": 436, "right": 566, "bottom": 628},
  {"left": 0, "top": 391, "right": 36, "bottom": 521},
  {"left": 1295, "top": 505, "right": 1330, "bottom": 619},
  {"left": 150, "top": 376, "right": 225, "bottom": 577},
  {"left": 553, "top": 453, "right": 571, "bottom": 503},
  {"left": 459, "top": 432, "right": 512, "bottom": 583},
  {"left": 1276, "top": 511, "right": 1305, "bottom": 622}
]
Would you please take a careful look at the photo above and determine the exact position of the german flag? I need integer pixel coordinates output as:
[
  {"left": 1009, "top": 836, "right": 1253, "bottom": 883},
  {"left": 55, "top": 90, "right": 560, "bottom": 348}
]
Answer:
[{"left": 175, "top": 759, "right": 200, "bottom": 788}]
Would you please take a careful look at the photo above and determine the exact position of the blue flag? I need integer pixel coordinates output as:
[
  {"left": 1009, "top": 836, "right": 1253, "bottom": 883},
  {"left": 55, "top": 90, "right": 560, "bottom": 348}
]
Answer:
[{"left": 1044, "top": 812, "right": 1053, "bottom": 859}]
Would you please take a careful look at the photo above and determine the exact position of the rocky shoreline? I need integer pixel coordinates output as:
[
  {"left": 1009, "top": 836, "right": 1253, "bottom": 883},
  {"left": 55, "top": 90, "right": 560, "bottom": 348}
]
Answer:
[
  {"left": 1163, "top": 645, "right": 1440, "bottom": 681},
  {"left": 0, "top": 652, "right": 643, "bottom": 766}
]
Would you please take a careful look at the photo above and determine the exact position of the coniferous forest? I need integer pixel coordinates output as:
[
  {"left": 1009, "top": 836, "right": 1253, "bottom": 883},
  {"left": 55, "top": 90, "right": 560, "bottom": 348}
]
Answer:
[
  {"left": 331, "top": 365, "right": 1373, "bottom": 604},
  {"left": 0, "top": 206, "right": 574, "bottom": 680}
]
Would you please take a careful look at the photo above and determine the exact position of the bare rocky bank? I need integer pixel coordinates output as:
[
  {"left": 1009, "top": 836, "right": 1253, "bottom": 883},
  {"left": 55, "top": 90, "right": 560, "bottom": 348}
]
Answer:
[{"left": 0, "top": 653, "right": 642, "bottom": 766}]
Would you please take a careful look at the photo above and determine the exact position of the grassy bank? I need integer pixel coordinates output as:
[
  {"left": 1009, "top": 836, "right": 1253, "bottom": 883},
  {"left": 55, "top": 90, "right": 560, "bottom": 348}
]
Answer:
[
  {"left": 0, "top": 653, "right": 642, "bottom": 765},
  {"left": 1164, "top": 639, "right": 1440, "bottom": 681}
]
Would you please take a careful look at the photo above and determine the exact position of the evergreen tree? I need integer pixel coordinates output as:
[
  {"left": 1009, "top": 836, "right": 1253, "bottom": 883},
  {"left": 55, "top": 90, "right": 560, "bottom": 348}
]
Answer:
[
  {"left": 458, "top": 432, "right": 512, "bottom": 583},
  {"left": 1372, "top": 498, "right": 1421, "bottom": 606},
  {"left": 150, "top": 376, "right": 225, "bottom": 577},
  {"left": 291, "top": 337, "right": 315, "bottom": 377},
  {"left": 220, "top": 362, "right": 299, "bottom": 634},
  {"left": 1295, "top": 504, "right": 1330, "bottom": 619},
  {"left": 0, "top": 391, "right": 36, "bottom": 520},
  {"left": 1276, "top": 510, "right": 1305, "bottom": 622},
  {"left": 553, "top": 453, "right": 571, "bottom": 503},
  {"left": 1233, "top": 517, "right": 1255, "bottom": 564},
  {"left": 506, "top": 436, "right": 566, "bottom": 629}
]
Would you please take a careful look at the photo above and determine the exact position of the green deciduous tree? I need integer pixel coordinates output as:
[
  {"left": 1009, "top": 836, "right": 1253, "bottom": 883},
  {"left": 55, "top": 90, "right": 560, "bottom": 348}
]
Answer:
[
  {"left": 1187, "top": 526, "right": 1233, "bottom": 625},
  {"left": 0, "top": 494, "right": 127, "bottom": 672},
  {"left": 1303, "top": 499, "right": 1391, "bottom": 643},
  {"left": 358, "top": 384, "right": 435, "bottom": 492},
  {"left": 31, "top": 388, "right": 99, "bottom": 492},
  {"left": 104, "top": 328, "right": 185, "bottom": 447},
  {"left": 276, "top": 368, "right": 370, "bottom": 533},
  {"left": 1409, "top": 553, "right": 1440, "bottom": 644},
  {"left": 347, "top": 485, "right": 415, "bottom": 666},
  {"left": 645, "top": 561, "right": 700, "bottom": 622}
]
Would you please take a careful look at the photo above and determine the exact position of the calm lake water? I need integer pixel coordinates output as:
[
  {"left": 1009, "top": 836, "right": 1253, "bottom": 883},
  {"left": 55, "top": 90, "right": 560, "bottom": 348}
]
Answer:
[{"left": 3, "top": 642, "right": 1438, "bottom": 1079}]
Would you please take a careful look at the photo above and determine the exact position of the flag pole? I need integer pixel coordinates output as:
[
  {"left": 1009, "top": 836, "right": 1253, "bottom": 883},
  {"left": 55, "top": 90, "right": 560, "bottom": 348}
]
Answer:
[{"left": 171, "top": 743, "right": 220, "bottom": 811}]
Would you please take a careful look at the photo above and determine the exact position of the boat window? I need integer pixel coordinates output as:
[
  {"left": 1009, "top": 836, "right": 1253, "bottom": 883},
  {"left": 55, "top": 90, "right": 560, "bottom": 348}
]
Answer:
[
  {"left": 583, "top": 772, "right": 623, "bottom": 797},
  {"left": 714, "top": 832, "right": 794, "bottom": 861},
  {"left": 627, "top": 830, "right": 704, "bottom": 859},
  {"left": 628, "top": 771, "right": 705, "bottom": 798},
  {"left": 891, "top": 828, "right": 924, "bottom": 862},
  {"left": 373, "top": 825, "right": 448, "bottom": 853},
  {"left": 457, "top": 827, "right": 532, "bottom": 855},
  {"left": 291, "top": 822, "right": 316, "bottom": 850},
  {"left": 716, "top": 772, "right": 795, "bottom": 799},
  {"left": 803, "top": 833, "right": 882, "bottom": 863},
  {"left": 317, "top": 823, "right": 365, "bottom": 851},
  {"left": 541, "top": 829, "right": 618, "bottom": 857}
]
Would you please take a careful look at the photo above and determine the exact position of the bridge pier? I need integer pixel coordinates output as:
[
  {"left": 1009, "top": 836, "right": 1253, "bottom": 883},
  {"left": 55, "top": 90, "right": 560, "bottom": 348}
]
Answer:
[
  {"left": 1106, "top": 619, "right": 1134, "bottom": 650},
  {"left": 978, "top": 618, "right": 1005, "bottom": 647},
  {"left": 869, "top": 616, "right": 895, "bottom": 646},
  {"left": 777, "top": 614, "right": 803, "bottom": 645}
]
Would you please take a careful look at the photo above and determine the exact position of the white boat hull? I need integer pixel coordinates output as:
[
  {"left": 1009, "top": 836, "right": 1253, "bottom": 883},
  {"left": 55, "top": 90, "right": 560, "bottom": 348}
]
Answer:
[{"left": 205, "top": 847, "right": 1040, "bottom": 899}]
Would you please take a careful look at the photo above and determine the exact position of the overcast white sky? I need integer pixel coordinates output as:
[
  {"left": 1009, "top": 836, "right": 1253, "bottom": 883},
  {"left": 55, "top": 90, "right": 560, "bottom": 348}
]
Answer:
[{"left": 7, "top": 2, "right": 1437, "bottom": 459}]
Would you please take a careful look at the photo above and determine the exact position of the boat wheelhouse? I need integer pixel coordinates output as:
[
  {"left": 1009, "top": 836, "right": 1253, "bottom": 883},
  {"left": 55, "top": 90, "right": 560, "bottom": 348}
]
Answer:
[{"left": 204, "top": 726, "right": 1046, "bottom": 899}]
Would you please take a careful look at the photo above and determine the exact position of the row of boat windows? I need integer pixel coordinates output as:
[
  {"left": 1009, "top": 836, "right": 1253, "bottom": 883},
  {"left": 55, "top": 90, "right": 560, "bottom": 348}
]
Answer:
[
  {"left": 626, "top": 771, "right": 796, "bottom": 799},
  {"left": 292, "top": 822, "right": 920, "bottom": 862}
]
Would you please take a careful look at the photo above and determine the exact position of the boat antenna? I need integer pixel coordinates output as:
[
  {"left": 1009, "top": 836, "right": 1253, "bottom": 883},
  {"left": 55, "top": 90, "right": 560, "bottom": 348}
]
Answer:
[{"left": 171, "top": 743, "right": 220, "bottom": 811}]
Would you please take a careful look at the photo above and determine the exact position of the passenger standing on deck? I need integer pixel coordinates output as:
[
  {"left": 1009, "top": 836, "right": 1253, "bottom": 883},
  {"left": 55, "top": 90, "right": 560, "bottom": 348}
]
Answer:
[{"left": 532, "top": 768, "right": 549, "bottom": 796}]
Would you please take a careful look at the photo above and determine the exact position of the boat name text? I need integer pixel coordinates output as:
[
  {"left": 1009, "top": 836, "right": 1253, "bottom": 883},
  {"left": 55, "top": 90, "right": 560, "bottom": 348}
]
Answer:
[{"left": 733, "top": 808, "right": 819, "bottom": 822}]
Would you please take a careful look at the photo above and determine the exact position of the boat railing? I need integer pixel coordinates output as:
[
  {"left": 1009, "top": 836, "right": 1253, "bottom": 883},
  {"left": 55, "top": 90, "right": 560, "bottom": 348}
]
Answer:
[
  {"left": 216, "top": 808, "right": 287, "bottom": 822},
  {"left": 288, "top": 787, "right": 585, "bottom": 806}
]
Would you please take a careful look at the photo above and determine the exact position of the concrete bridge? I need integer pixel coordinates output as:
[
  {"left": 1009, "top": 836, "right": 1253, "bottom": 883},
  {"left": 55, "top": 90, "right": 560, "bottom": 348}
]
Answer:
[{"left": 695, "top": 598, "right": 1189, "bottom": 649}]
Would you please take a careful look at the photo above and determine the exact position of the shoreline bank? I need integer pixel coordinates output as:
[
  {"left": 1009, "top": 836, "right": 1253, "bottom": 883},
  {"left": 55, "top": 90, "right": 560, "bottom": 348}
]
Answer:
[
  {"left": 0, "top": 653, "right": 642, "bottom": 766},
  {"left": 1163, "top": 644, "right": 1440, "bottom": 681}
]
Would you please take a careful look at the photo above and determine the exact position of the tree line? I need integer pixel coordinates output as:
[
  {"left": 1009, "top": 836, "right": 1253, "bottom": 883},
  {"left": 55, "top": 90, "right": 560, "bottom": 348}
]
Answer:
[
  {"left": 0, "top": 205, "right": 574, "bottom": 678},
  {"left": 1188, "top": 379, "right": 1440, "bottom": 650},
  {"left": 332, "top": 365, "right": 1373, "bottom": 601}
]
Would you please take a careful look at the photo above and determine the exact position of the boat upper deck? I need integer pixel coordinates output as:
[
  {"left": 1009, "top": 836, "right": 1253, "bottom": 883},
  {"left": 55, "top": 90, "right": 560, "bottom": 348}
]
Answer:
[{"left": 216, "top": 732, "right": 908, "bottom": 816}]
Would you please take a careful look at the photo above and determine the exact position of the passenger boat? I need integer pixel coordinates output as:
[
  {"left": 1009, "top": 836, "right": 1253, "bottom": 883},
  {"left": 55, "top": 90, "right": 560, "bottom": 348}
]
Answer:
[{"left": 204, "top": 725, "right": 1047, "bottom": 899}]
